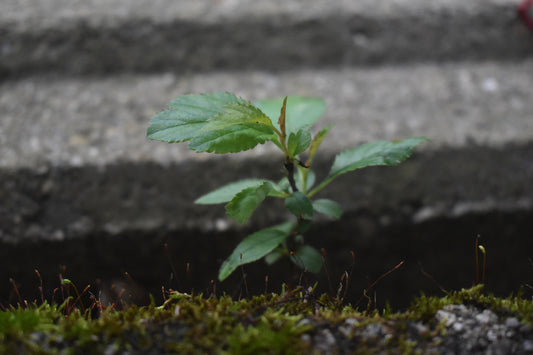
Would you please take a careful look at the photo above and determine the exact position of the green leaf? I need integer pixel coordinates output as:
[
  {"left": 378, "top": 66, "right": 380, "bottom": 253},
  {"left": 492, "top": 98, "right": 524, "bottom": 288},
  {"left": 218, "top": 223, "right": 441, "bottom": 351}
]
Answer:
[
  {"left": 295, "top": 168, "right": 315, "bottom": 192},
  {"left": 147, "top": 92, "right": 242, "bottom": 143},
  {"left": 287, "top": 129, "right": 312, "bottom": 157},
  {"left": 267, "top": 180, "right": 290, "bottom": 198},
  {"left": 309, "top": 137, "right": 428, "bottom": 198},
  {"left": 195, "top": 179, "right": 273, "bottom": 204},
  {"left": 290, "top": 245, "right": 322, "bottom": 273},
  {"left": 296, "top": 219, "right": 312, "bottom": 234},
  {"left": 254, "top": 96, "right": 326, "bottom": 135},
  {"left": 264, "top": 248, "right": 284, "bottom": 265},
  {"left": 218, "top": 222, "right": 293, "bottom": 281},
  {"left": 313, "top": 199, "right": 343, "bottom": 219},
  {"left": 329, "top": 137, "right": 429, "bottom": 179},
  {"left": 307, "top": 125, "right": 333, "bottom": 164},
  {"left": 200, "top": 102, "right": 275, "bottom": 132},
  {"left": 189, "top": 123, "right": 275, "bottom": 153},
  {"left": 274, "top": 178, "right": 291, "bottom": 195},
  {"left": 148, "top": 92, "right": 277, "bottom": 153},
  {"left": 285, "top": 192, "right": 314, "bottom": 219},
  {"left": 225, "top": 182, "right": 272, "bottom": 224},
  {"left": 278, "top": 97, "right": 288, "bottom": 138}
]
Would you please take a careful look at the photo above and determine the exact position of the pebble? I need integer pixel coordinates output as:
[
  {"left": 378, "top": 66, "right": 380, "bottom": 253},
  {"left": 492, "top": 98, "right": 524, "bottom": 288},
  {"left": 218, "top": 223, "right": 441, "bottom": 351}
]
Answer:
[
  {"left": 524, "top": 340, "right": 533, "bottom": 351},
  {"left": 429, "top": 305, "right": 533, "bottom": 355},
  {"left": 505, "top": 317, "right": 521, "bottom": 328},
  {"left": 304, "top": 304, "right": 533, "bottom": 354},
  {"left": 475, "top": 309, "right": 498, "bottom": 324},
  {"left": 313, "top": 328, "right": 337, "bottom": 355}
]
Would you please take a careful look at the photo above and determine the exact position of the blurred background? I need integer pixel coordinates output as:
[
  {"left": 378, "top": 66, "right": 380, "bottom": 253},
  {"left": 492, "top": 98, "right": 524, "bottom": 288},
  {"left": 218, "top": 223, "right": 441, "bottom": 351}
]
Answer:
[{"left": 1, "top": 0, "right": 533, "bottom": 310}]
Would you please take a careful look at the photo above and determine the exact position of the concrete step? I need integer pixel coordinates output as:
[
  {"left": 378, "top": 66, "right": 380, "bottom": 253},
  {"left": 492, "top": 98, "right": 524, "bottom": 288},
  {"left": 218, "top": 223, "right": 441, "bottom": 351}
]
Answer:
[
  {"left": 1, "top": 0, "right": 532, "bottom": 77},
  {"left": 2, "top": 0, "right": 533, "bottom": 305},
  {"left": 1, "top": 61, "right": 532, "bottom": 243},
  {"left": 2, "top": 61, "right": 532, "bottom": 168}
]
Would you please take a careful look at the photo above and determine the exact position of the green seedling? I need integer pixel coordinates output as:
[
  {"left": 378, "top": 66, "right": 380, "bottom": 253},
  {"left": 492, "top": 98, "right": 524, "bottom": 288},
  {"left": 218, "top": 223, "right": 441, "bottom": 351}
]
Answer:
[{"left": 147, "top": 92, "right": 428, "bottom": 281}]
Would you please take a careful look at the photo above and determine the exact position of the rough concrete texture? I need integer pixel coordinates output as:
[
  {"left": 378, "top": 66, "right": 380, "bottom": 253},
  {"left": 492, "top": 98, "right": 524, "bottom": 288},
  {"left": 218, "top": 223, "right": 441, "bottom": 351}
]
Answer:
[
  {"left": 1, "top": 0, "right": 533, "bottom": 239},
  {"left": 1, "top": 62, "right": 533, "bottom": 168},
  {"left": 1, "top": 0, "right": 533, "bottom": 305},
  {"left": 2, "top": 60, "right": 533, "bottom": 243},
  {"left": 1, "top": 0, "right": 531, "bottom": 77},
  {"left": 0, "top": 0, "right": 518, "bottom": 21}
]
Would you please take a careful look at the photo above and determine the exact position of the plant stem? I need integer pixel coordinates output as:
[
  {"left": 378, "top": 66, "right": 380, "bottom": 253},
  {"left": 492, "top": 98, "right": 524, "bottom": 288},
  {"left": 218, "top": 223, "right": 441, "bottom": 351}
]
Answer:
[
  {"left": 297, "top": 165, "right": 308, "bottom": 194},
  {"left": 273, "top": 115, "right": 299, "bottom": 194},
  {"left": 307, "top": 177, "right": 333, "bottom": 198},
  {"left": 285, "top": 160, "right": 298, "bottom": 192}
]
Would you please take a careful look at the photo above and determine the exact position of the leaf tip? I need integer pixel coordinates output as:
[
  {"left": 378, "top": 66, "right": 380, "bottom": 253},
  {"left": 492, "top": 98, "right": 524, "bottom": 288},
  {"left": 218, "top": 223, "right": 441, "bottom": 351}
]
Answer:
[{"left": 278, "top": 96, "right": 288, "bottom": 137}]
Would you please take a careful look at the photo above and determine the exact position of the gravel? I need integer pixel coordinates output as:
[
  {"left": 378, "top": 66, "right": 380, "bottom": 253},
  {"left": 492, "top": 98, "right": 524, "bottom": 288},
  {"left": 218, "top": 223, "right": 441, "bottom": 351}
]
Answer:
[{"left": 302, "top": 304, "right": 533, "bottom": 354}]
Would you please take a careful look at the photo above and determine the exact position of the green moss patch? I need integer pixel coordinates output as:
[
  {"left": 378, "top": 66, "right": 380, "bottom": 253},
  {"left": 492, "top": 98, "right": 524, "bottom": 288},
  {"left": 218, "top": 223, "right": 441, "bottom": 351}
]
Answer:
[{"left": 1, "top": 286, "right": 532, "bottom": 354}]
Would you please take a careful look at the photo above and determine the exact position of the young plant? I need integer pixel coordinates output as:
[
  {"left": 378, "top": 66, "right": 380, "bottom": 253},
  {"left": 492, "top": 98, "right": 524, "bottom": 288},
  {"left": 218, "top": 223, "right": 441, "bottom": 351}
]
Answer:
[{"left": 147, "top": 92, "right": 427, "bottom": 281}]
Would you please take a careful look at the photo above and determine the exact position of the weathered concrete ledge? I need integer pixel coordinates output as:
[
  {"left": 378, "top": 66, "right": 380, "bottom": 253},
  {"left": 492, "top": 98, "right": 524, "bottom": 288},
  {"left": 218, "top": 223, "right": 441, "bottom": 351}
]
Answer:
[
  {"left": 2, "top": 0, "right": 533, "bottom": 307},
  {"left": 2, "top": 151, "right": 533, "bottom": 308},
  {"left": 2, "top": 61, "right": 532, "bottom": 168},
  {"left": 1, "top": 142, "right": 532, "bottom": 245},
  {"left": 1, "top": 0, "right": 531, "bottom": 77},
  {"left": 1, "top": 62, "right": 532, "bottom": 243}
]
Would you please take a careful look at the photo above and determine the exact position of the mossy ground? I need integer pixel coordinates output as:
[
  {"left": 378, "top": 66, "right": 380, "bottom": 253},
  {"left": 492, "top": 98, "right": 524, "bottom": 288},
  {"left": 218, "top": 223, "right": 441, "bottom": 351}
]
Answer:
[{"left": 1, "top": 284, "right": 533, "bottom": 354}]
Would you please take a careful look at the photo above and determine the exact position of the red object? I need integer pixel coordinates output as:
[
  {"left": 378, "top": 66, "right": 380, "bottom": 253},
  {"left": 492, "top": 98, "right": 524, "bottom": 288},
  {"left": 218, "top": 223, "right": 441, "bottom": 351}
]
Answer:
[{"left": 519, "top": 0, "right": 533, "bottom": 30}]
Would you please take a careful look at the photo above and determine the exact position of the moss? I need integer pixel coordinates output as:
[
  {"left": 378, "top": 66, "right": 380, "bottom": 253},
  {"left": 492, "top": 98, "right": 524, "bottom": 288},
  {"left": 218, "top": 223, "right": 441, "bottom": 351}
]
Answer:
[
  {"left": 1, "top": 286, "right": 532, "bottom": 354},
  {"left": 223, "top": 311, "right": 313, "bottom": 354}
]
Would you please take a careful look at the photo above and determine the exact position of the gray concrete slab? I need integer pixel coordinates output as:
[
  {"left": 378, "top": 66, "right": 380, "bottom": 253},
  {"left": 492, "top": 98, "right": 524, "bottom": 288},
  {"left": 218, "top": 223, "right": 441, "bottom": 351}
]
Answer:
[
  {"left": 1, "top": 61, "right": 532, "bottom": 168},
  {"left": 1, "top": 61, "right": 532, "bottom": 243},
  {"left": 1, "top": 0, "right": 519, "bottom": 23},
  {"left": 1, "top": 0, "right": 532, "bottom": 245},
  {"left": 1, "top": 0, "right": 531, "bottom": 77},
  {"left": 1, "top": 1, "right": 532, "bottom": 306}
]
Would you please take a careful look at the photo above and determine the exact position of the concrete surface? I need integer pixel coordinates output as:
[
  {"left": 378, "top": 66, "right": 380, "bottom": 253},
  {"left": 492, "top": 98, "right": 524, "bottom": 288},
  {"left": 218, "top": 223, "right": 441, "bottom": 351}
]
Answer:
[
  {"left": 2, "top": 60, "right": 533, "bottom": 243},
  {"left": 1, "top": 0, "right": 533, "bottom": 305},
  {"left": 1, "top": 0, "right": 533, "bottom": 240},
  {"left": 1, "top": 0, "right": 531, "bottom": 77},
  {"left": 1, "top": 62, "right": 533, "bottom": 168}
]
